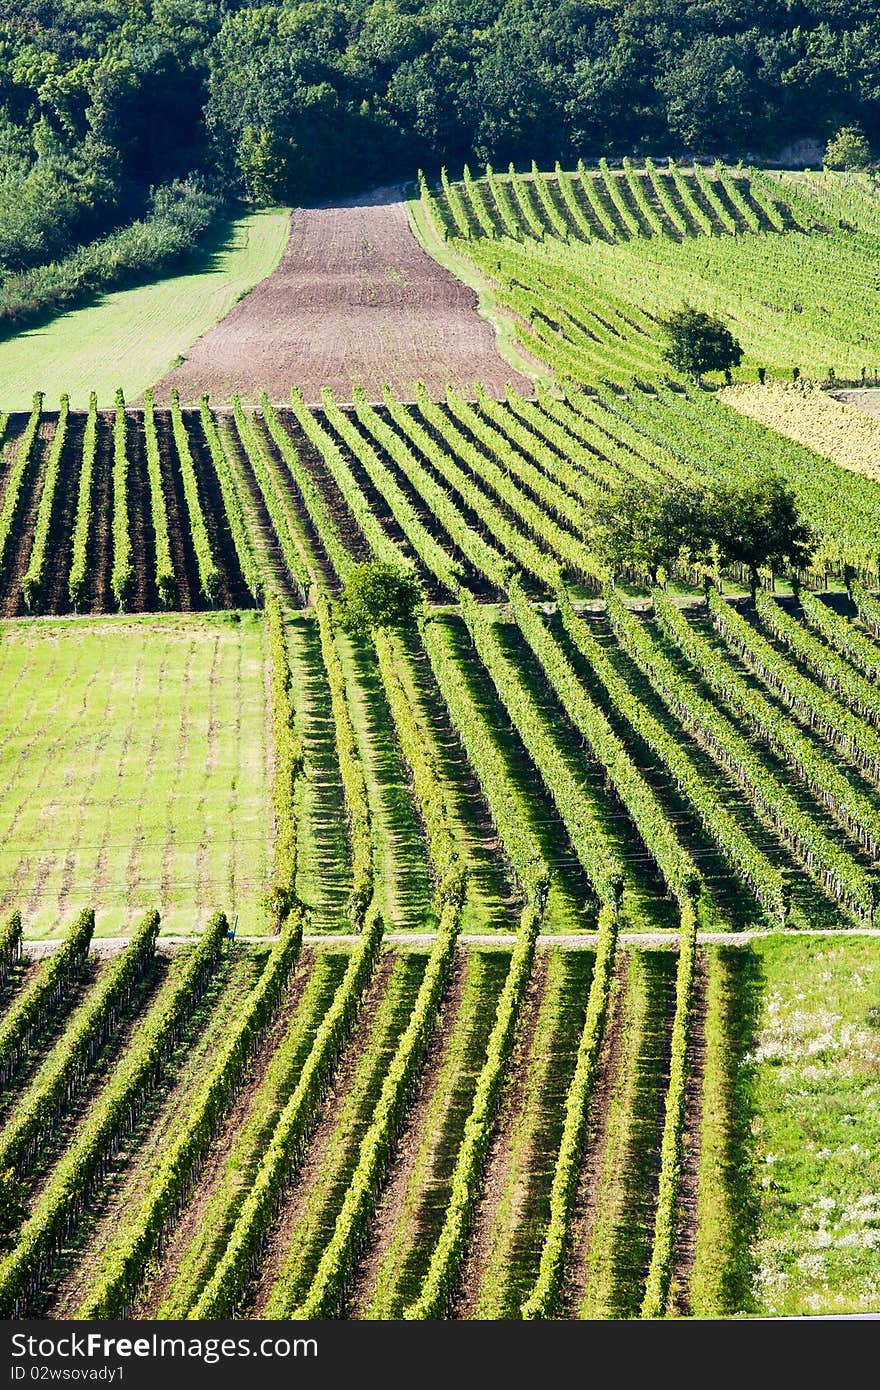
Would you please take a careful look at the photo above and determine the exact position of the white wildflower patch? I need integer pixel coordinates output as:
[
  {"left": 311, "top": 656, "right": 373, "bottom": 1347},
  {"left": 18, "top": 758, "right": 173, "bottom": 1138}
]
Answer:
[{"left": 748, "top": 990, "right": 880, "bottom": 1077}]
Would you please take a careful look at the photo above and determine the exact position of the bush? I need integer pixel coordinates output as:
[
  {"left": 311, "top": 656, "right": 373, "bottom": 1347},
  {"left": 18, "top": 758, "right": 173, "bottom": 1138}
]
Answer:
[
  {"left": 825, "top": 126, "right": 872, "bottom": 171},
  {"left": 660, "top": 306, "right": 743, "bottom": 382},
  {"left": 338, "top": 562, "right": 423, "bottom": 635}
]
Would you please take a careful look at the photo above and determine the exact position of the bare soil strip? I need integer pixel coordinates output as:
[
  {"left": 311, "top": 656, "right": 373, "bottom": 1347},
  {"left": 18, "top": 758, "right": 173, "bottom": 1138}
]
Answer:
[
  {"left": 153, "top": 188, "right": 533, "bottom": 406},
  {"left": 0, "top": 418, "right": 53, "bottom": 617},
  {"left": 125, "top": 412, "right": 158, "bottom": 613},
  {"left": 85, "top": 414, "right": 113, "bottom": 613},
  {"left": 136, "top": 947, "right": 318, "bottom": 1316},
  {"left": 245, "top": 952, "right": 397, "bottom": 1315},
  {"left": 560, "top": 950, "right": 630, "bottom": 1315},
  {"left": 346, "top": 949, "right": 469, "bottom": 1316},
  {"left": 669, "top": 949, "right": 709, "bottom": 1316},
  {"left": 218, "top": 421, "right": 300, "bottom": 606},
  {"left": 152, "top": 409, "right": 197, "bottom": 611},
  {"left": 182, "top": 409, "right": 253, "bottom": 609},
  {"left": 42, "top": 412, "right": 85, "bottom": 614},
  {"left": 454, "top": 955, "right": 549, "bottom": 1315}
]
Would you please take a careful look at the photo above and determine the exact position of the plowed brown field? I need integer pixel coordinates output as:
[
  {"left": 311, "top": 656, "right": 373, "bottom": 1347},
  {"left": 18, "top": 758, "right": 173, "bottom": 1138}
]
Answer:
[{"left": 154, "top": 188, "right": 532, "bottom": 405}]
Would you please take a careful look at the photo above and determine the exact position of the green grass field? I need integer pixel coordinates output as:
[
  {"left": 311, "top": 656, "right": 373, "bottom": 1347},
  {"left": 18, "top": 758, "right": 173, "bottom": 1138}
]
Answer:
[
  {"left": 749, "top": 936, "right": 880, "bottom": 1315},
  {"left": 0, "top": 209, "right": 289, "bottom": 411},
  {"left": 0, "top": 611, "right": 271, "bottom": 937}
]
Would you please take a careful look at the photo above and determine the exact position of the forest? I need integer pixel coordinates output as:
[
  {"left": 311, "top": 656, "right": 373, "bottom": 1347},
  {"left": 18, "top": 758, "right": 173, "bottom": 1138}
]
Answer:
[{"left": 1, "top": 0, "right": 878, "bottom": 282}]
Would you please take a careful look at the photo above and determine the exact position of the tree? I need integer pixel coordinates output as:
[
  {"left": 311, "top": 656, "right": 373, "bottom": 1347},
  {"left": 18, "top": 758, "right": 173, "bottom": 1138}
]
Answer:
[
  {"left": 0, "top": 1170, "right": 27, "bottom": 1254},
  {"left": 713, "top": 477, "right": 815, "bottom": 592},
  {"left": 589, "top": 481, "right": 712, "bottom": 585},
  {"left": 825, "top": 126, "right": 872, "bottom": 172},
  {"left": 338, "top": 562, "right": 423, "bottom": 635},
  {"left": 660, "top": 306, "right": 743, "bottom": 383}
]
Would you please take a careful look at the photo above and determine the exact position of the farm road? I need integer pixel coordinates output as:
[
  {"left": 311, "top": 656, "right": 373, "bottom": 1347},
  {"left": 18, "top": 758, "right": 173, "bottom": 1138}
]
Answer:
[{"left": 154, "top": 186, "right": 532, "bottom": 405}]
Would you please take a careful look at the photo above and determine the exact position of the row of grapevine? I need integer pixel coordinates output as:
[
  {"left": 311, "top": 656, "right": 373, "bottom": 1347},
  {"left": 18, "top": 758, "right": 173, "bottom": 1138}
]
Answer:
[
  {"left": 295, "top": 906, "right": 460, "bottom": 1317},
  {"left": 287, "top": 390, "right": 404, "bottom": 569},
  {"left": 260, "top": 398, "right": 352, "bottom": 582},
  {"left": 667, "top": 159, "right": 714, "bottom": 235},
  {"left": 199, "top": 397, "right": 263, "bottom": 604},
  {"left": 573, "top": 160, "right": 617, "bottom": 239},
  {"left": 609, "top": 591, "right": 873, "bottom": 920},
  {"left": 142, "top": 390, "right": 175, "bottom": 607},
  {"left": 0, "top": 909, "right": 94, "bottom": 1087},
  {"left": 485, "top": 163, "right": 523, "bottom": 239},
  {"left": 405, "top": 902, "right": 541, "bottom": 1317},
  {"left": 680, "top": 596, "right": 880, "bottom": 861},
  {"left": 315, "top": 593, "right": 373, "bottom": 926},
  {"left": 459, "top": 588, "right": 623, "bottom": 907},
  {"left": 521, "top": 902, "right": 618, "bottom": 1317},
  {"left": 110, "top": 390, "right": 134, "bottom": 608},
  {"left": 321, "top": 389, "right": 462, "bottom": 593},
  {"left": 553, "top": 162, "right": 594, "bottom": 239},
  {"left": 352, "top": 390, "right": 509, "bottom": 589},
  {"left": 0, "top": 914, "right": 228, "bottom": 1316},
  {"left": 20, "top": 396, "right": 68, "bottom": 612},
  {"left": 0, "top": 911, "right": 22, "bottom": 987},
  {"left": 450, "top": 387, "right": 596, "bottom": 536},
  {"left": 388, "top": 387, "right": 560, "bottom": 588},
  {"left": 556, "top": 590, "right": 788, "bottom": 920},
  {"left": 293, "top": 625, "right": 469, "bottom": 1315},
  {"left": 169, "top": 390, "right": 220, "bottom": 604},
  {"left": 506, "top": 163, "right": 545, "bottom": 238},
  {"left": 508, "top": 578, "right": 700, "bottom": 903},
  {"left": 190, "top": 909, "right": 384, "bottom": 1318},
  {"left": 598, "top": 158, "right": 641, "bottom": 238},
  {"left": 231, "top": 396, "right": 311, "bottom": 600},
  {"left": 81, "top": 908, "right": 306, "bottom": 1318},
  {"left": 0, "top": 395, "right": 43, "bottom": 582},
  {"left": 714, "top": 163, "right": 761, "bottom": 233},
  {"left": 623, "top": 157, "right": 666, "bottom": 237},
  {"left": 530, "top": 161, "right": 569, "bottom": 239},
  {"left": 265, "top": 596, "right": 304, "bottom": 925},
  {"left": 373, "top": 627, "right": 465, "bottom": 910},
  {"left": 462, "top": 164, "right": 497, "bottom": 238},
  {"left": 707, "top": 591, "right": 880, "bottom": 785},
  {"left": 754, "top": 589, "right": 880, "bottom": 729},
  {"left": 0, "top": 911, "right": 159, "bottom": 1175},
  {"left": 645, "top": 158, "right": 689, "bottom": 237},
  {"left": 851, "top": 580, "right": 880, "bottom": 637},
  {"left": 67, "top": 393, "right": 97, "bottom": 611},
  {"left": 421, "top": 615, "right": 549, "bottom": 904},
  {"left": 640, "top": 900, "right": 697, "bottom": 1316}
]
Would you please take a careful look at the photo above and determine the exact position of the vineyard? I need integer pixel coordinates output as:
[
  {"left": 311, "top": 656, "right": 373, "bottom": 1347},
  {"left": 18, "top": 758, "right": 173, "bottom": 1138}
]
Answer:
[
  {"left": 1, "top": 161, "right": 878, "bottom": 1319},
  {"left": 420, "top": 161, "right": 880, "bottom": 387}
]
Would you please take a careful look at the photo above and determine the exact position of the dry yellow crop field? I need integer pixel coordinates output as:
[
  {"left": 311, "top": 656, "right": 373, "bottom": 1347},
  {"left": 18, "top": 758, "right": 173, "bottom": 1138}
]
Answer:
[{"left": 724, "top": 381, "right": 880, "bottom": 483}]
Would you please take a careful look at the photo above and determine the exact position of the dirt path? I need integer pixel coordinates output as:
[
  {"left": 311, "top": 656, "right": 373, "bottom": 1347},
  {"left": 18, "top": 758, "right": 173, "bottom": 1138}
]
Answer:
[
  {"left": 153, "top": 188, "right": 533, "bottom": 406},
  {"left": 833, "top": 389, "right": 880, "bottom": 417}
]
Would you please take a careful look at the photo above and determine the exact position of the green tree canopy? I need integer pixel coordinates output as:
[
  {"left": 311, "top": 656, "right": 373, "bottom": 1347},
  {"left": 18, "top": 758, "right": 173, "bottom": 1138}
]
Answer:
[
  {"left": 589, "top": 480, "right": 713, "bottom": 584},
  {"left": 660, "top": 306, "right": 743, "bottom": 382},
  {"left": 338, "top": 561, "right": 423, "bottom": 635},
  {"left": 825, "top": 125, "right": 872, "bottom": 170},
  {"left": 591, "top": 475, "right": 815, "bottom": 590}
]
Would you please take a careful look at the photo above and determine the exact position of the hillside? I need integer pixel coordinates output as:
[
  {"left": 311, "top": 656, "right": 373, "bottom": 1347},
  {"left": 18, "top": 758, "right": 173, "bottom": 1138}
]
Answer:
[{"left": 0, "top": 158, "right": 878, "bottom": 1325}]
